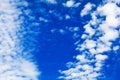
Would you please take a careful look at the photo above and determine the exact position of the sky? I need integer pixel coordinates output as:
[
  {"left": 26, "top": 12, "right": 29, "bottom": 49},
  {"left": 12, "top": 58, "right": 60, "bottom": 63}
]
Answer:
[{"left": 0, "top": 0, "right": 119, "bottom": 80}]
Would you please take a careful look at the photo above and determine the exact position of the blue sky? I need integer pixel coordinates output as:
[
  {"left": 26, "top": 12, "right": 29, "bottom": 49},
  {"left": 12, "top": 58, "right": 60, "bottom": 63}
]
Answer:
[{"left": 0, "top": 0, "right": 120, "bottom": 80}]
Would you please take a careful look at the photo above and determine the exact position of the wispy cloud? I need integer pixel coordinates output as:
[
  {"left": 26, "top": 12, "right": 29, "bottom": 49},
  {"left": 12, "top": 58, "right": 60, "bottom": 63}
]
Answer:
[
  {"left": 0, "top": 1, "right": 40, "bottom": 80},
  {"left": 40, "top": 0, "right": 57, "bottom": 4},
  {"left": 59, "top": 0, "right": 120, "bottom": 80}
]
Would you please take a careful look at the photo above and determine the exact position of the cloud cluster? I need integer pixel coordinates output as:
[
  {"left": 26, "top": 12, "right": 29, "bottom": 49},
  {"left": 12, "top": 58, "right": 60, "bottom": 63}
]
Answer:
[
  {"left": 0, "top": 0, "right": 40, "bottom": 80},
  {"left": 59, "top": 1, "right": 120, "bottom": 80}
]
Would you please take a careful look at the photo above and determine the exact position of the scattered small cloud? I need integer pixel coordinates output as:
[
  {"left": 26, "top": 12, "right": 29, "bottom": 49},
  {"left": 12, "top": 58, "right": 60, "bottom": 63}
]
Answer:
[
  {"left": 41, "top": 0, "right": 57, "bottom": 4},
  {"left": 63, "top": 0, "right": 81, "bottom": 8},
  {"left": 65, "top": 14, "right": 71, "bottom": 19}
]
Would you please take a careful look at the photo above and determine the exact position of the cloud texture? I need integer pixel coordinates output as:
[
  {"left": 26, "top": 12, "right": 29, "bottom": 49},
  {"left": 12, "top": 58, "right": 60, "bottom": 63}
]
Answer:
[
  {"left": 0, "top": 0, "right": 40, "bottom": 80},
  {"left": 59, "top": 0, "right": 120, "bottom": 80}
]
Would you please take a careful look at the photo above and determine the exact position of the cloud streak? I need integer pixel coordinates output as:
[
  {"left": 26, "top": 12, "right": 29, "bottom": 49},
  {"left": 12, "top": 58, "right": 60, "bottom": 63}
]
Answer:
[
  {"left": 0, "top": 0, "right": 40, "bottom": 80},
  {"left": 59, "top": 0, "right": 120, "bottom": 80}
]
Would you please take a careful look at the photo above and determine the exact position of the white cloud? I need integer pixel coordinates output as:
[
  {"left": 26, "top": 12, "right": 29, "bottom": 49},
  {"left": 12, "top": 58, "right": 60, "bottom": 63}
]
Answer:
[
  {"left": 80, "top": 3, "right": 95, "bottom": 17},
  {"left": 39, "top": 17, "right": 48, "bottom": 22},
  {"left": 113, "top": 46, "right": 119, "bottom": 51},
  {"left": 0, "top": 1, "right": 40, "bottom": 80},
  {"left": 59, "top": 29, "right": 66, "bottom": 35},
  {"left": 99, "top": 29, "right": 119, "bottom": 42},
  {"left": 84, "top": 24, "right": 95, "bottom": 37},
  {"left": 46, "top": 0, "right": 57, "bottom": 4},
  {"left": 103, "top": 0, "right": 120, "bottom": 4},
  {"left": 59, "top": 1, "right": 120, "bottom": 80},
  {"left": 96, "top": 42, "right": 111, "bottom": 53},
  {"left": 42, "top": 0, "right": 57, "bottom": 4},
  {"left": 97, "top": 2, "right": 120, "bottom": 27},
  {"left": 63, "top": 0, "right": 81, "bottom": 8},
  {"left": 65, "top": 0, "right": 75, "bottom": 7},
  {"left": 76, "top": 55, "right": 90, "bottom": 63},
  {"left": 84, "top": 39, "right": 97, "bottom": 49},
  {"left": 95, "top": 54, "right": 108, "bottom": 61},
  {"left": 67, "top": 26, "right": 80, "bottom": 32},
  {"left": 65, "top": 14, "right": 71, "bottom": 19},
  {"left": 82, "top": 64, "right": 93, "bottom": 70},
  {"left": 81, "top": 34, "right": 88, "bottom": 39},
  {"left": 0, "top": 58, "right": 40, "bottom": 80}
]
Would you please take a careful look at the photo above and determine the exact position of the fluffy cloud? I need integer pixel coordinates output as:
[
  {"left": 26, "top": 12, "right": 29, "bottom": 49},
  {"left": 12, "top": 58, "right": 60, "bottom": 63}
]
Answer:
[
  {"left": 59, "top": 0, "right": 120, "bottom": 80},
  {"left": 80, "top": 3, "right": 95, "bottom": 17},
  {"left": 0, "top": 1, "right": 40, "bottom": 80},
  {"left": 63, "top": 0, "right": 81, "bottom": 8}
]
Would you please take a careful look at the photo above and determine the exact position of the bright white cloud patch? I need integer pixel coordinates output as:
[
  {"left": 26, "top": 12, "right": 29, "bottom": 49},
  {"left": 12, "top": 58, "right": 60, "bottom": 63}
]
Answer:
[
  {"left": 63, "top": 0, "right": 81, "bottom": 8},
  {"left": 0, "top": 0, "right": 40, "bottom": 80},
  {"left": 80, "top": 3, "right": 95, "bottom": 17},
  {"left": 59, "top": 1, "right": 120, "bottom": 80}
]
